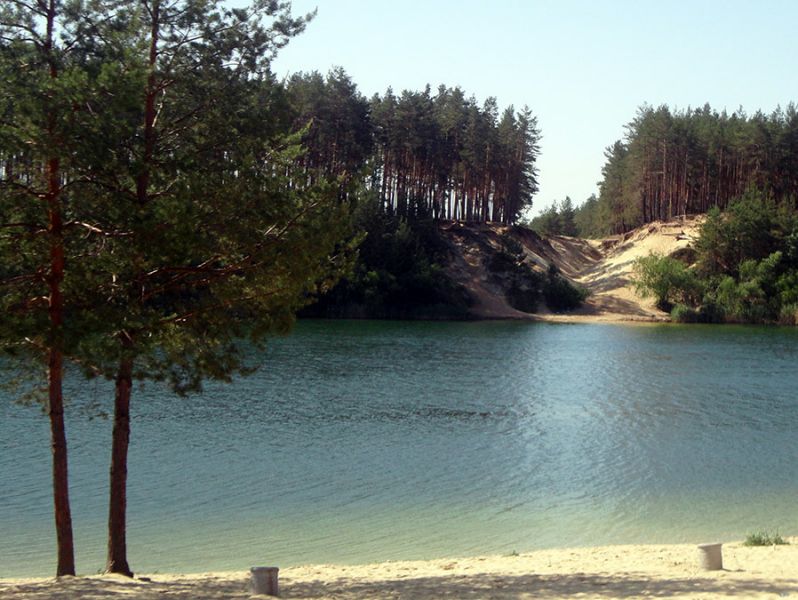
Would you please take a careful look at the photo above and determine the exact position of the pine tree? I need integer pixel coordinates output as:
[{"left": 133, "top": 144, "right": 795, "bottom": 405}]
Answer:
[
  {"left": 78, "top": 0, "right": 350, "bottom": 576},
  {"left": 2, "top": 0, "right": 352, "bottom": 577},
  {"left": 595, "top": 102, "right": 798, "bottom": 233},
  {"left": 558, "top": 197, "right": 578, "bottom": 236},
  {"left": 0, "top": 0, "right": 100, "bottom": 575}
]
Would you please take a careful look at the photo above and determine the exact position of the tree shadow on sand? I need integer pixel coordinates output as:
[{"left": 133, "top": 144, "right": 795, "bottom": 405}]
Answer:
[
  {"left": 284, "top": 571, "right": 798, "bottom": 599},
  {"left": 3, "top": 570, "right": 797, "bottom": 599}
]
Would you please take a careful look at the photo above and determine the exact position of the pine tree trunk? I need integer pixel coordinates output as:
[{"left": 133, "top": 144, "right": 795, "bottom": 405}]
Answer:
[
  {"left": 106, "top": 356, "right": 134, "bottom": 577},
  {"left": 48, "top": 151, "right": 74, "bottom": 577},
  {"left": 105, "top": 1, "right": 160, "bottom": 574},
  {"left": 45, "top": 0, "right": 75, "bottom": 570},
  {"left": 48, "top": 346, "right": 75, "bottom": 577}
]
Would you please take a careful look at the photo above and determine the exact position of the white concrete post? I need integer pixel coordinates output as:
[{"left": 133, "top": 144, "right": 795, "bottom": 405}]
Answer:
[
  {"left": 250, "top": 566, "right": 279, "bottom": 596},
  {"left": 697, "top": 543, "right": 723, "bottom": 570}
]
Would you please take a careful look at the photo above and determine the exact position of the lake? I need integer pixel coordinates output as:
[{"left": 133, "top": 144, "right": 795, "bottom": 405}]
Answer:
[{"left": 1, "top": 320, "right": 797, "bottom": 577}]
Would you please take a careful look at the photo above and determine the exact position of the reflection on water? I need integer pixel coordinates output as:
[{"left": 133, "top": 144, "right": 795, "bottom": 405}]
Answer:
[{"left": 2, "top": 321, "right": 798, "bottom": 577}]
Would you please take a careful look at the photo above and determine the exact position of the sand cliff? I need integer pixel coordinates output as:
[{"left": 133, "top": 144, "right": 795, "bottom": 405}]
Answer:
[{"left": 441, "top": 217, "right": 702, "bottom": 322}]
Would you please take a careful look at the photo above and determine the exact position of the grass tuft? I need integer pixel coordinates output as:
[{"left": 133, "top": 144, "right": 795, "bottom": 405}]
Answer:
[{"left": 743, "top": 531, "right": 789, "bottom": 546}]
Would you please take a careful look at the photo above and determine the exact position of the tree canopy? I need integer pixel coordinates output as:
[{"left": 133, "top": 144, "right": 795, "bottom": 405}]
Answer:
[
  {"left": 583, "top": 103, "right": 798, "bottom": 234},
  {"left": 1, "top": 0, "right": 351, "bottom": 577},
  {"left": 285, "top": 74, "right": 541, "bottom": 224},
  {"left": 632, "top": 192, "right": 798, "bottom": 324}
]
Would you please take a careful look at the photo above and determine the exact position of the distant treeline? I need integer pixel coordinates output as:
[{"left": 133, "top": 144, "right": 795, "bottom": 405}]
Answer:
[
  {"left": 539, "top": 103, "right": 798, "bottom": 238},
  {"left": 285, "top": 69, "right": 541, "bottom": 224}
]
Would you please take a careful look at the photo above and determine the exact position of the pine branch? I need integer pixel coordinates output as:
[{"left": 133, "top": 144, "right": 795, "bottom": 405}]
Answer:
[
  {"left": 7, "top": 0, "right": 47, "bottom": 17},
  {"left": 159, "top": 284, "right": 288, "bottom": 327},
  {"left": 63, "top": 221, "right": 134, "bottom": 238},
  {"left": 0, "top": 213, "right": 36, "bottom": 228},
  {"left": 0, "top": 272, "right": 43, "bottom": 286}
]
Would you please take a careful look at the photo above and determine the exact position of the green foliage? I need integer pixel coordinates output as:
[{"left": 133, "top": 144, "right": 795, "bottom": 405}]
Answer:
[
  {"left": 0, "top": 0, "right": 346, "bottom": 391},
  {"left": 543, "top": 268, "right": 590, "bottom": 311},
  {"left": 529, "top": 203, "right": 560, "bottom": 236},
  {"left": 707, "top": 252, "right": 784, "bottom": 323},
  {"left": 286, "top": 68, "right": 373, "bottom": 186},
  {"left": 528, "top": 205, "right": 554, "bottom": 236},
  {"left": 505, "top": 286, "right": 538, "bottom": 312},
  {"left": 776, "top": 271, "right": 798, "bottom": 306},
  {"left": 632, "top": 253, "right": 702, "bottom": 311},
  {"left": 670, "top": 303, "right": 699, "bottom": 323},
  {"left": 594, "top": 103, "right": 798, "bottom": 235},
  {"left": 489, "top": 242, "right": 587, "bottom": 313},
  {"left": 573, "top": 194, "right": 606, "bottom": 238},
  {"left": 499, "top": 232, "right": 525, "bottom": 258},
  {"left": 303, "top": 194, "right": 470, "bottom": 319},
  {"left": 558, "top": 197, "right": 578, "bottom": 237},
  {"left": 489, "top": 233, "right": 524, "bottom": 274},
  {"left": 743, "top": 531, "right": 789, "bottom": 547},
  {"left": 695, "top": 192, "right": 787, "bottom": 279},
  {"left": 311, "top": 197, "right": 589, "bottom": 319},
  {"left": 486, "top": 232, "right": 537, "bottom": 310},
  {"left": 669, "top": 246, "right": 698, "bottom": 265},
  {"left": 1, "top": 0, "right": 352, "bottom": 575},
  {"left": 689, "top": 193, "right": 798, "bottom": 323},
  {"left": 778, "top": 303, "right": 798, "bottom": 326},
  {"left": 529, "top": 197, "right": 578, "bottom": 237},
  {"left": 286, "top": 76, "right": 541, "bottom": 224},
  {"left": 631, "top": 193, "right": 798, "bottom": 324}
]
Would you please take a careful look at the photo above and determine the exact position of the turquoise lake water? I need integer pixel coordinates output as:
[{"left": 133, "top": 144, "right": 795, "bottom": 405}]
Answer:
[{"left": 2, "top": 320, "right": 798, "bottom": 577}]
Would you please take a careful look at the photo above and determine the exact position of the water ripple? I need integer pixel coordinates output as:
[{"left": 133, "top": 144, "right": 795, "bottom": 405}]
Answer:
[{"left": 2, "top": 321, "right": 798, "bottom": 576}]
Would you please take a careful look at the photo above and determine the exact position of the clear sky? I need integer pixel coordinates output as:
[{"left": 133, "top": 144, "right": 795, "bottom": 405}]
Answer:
[{"left": 271, "top": 0, "right": 798, "bottom": 216}]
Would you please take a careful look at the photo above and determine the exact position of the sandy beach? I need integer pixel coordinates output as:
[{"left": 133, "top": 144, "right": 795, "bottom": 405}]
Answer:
[{"left": 3, "top": 540, "right": 797, "bottom": 599}]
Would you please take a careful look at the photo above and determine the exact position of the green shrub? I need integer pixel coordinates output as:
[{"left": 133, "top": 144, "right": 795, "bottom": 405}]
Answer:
[
  {"left": 695, "top": 193, "right": 783, "bottom": 279},
  {"left": 778, "top": 303, "right": 798, "bottom": 326},
  {"left": 743, "top": 531, "right": 789, "bottom": 546},
  {"left": 648, "top": 193, "right": 798, "bottom": 325},
  {"left": 499, "top": 233, "right": 524, "bottom": 258},
  {"left": 670, "top": 303, "right": 699, "bottom": 323},
  {"left": 632, "top": 253, "right": 702, "bottom": 311},
  {"left": 776, "top": 271, "right": 798, "bottom": 306},
  {"left": 543, "top": 273, "right": 589, "bottom": 311},
  {"left": 489, "top": 250, "right": 520, "bottom": 274},
  {"left": 697, "top": 301, "right": 726, "bottom": 324},
  {"left": 507, "top": 283, "right": 541, "bottom": 313},
  {"left": 490, "top": 234, "right": 528, "bottom": 275},
  {"left": 670, "top": 246, "right": 698, "bottom": 265},
  {"left": 700, "top": 250, "right": 798, "bottom": 324}
]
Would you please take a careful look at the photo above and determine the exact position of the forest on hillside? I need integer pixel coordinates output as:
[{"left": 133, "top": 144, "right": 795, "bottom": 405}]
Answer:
[
  {"left": 526, "top": 102, "right": 798, "bottom": 326},
  {"left": 281, "top": 70, "right": 549, "bottom": 317},
  {"left": 632, "top": 192, "right": 798, "bottom": 325},
  {"left": 285, "top": 69, "right": 541, "bottom": 224},
  {"left": 533, "top": 103, "right": 798, "bottom": 238}
]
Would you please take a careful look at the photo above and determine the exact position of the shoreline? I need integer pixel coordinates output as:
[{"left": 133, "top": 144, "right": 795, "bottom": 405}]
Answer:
[{"left": 3, "top": 540, "right": 797, "bottom": 599}]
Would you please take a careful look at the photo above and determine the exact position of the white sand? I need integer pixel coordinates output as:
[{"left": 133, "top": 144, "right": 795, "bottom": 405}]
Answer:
[{"left": 3, "top": 539, "right": 797, "bottom": 599}]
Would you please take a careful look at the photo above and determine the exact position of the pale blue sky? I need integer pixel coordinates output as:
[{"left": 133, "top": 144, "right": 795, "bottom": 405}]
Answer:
[{"left": 271, "top": 0, "right": 798, "bottom": 216}]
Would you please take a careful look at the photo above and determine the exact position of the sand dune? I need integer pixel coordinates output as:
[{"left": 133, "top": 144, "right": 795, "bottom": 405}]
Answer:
[
  {"left": 532, "top": 217, "right": 702, "bottom": 323},
  {"left": 3, "top": 539, "right": 796, "bottom": 599},
  {"left": 441, "top": 217, "right": 702, "bottom": 323}
]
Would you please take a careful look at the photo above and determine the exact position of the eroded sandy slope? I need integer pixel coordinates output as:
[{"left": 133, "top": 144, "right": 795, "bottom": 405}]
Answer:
[{"left": 441, "top": 217, "right": 702, "bottom": 322}]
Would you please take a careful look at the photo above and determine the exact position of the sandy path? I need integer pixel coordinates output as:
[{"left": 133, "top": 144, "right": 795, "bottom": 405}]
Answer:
[{"left": 3, "top": 540, "right": 796, "bottom": 599}]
